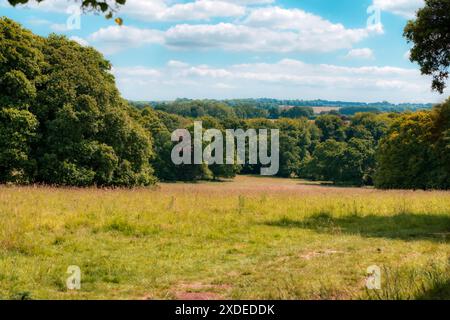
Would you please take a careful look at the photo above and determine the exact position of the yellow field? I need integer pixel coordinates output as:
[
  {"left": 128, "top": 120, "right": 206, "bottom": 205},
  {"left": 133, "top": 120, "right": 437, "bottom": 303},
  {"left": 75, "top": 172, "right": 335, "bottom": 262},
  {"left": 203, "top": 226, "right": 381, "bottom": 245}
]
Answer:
[{"left": 0, "top": 176, "right": 449, "bottom": 299}]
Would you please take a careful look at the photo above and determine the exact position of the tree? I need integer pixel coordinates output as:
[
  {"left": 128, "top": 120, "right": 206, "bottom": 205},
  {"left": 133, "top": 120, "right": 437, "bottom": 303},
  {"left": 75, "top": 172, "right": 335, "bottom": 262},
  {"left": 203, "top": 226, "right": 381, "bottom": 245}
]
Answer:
[
  {"left": 375, "top": 112, "right": 436, "bottom": 189},
  {"left": 276, "top": 118, "right": 312, "bottom": 177},
  {"left": 139, "top": 108, "right": 177, "bottom": 181},
  {"left": 340, "top": 138, "right": 376, "bottom": 185},
  {"left": 280, "top": 107, "right": 314, "bottom": 119},
  {"left": 199, "top": 116, "right": 240, "bottom": 181},
  {"left": 0, "top": 18, "right": 45, "bottom": 110},
  {"left": 349, "top": 112, "right": 393, "bottom": 142},
  {"left": 375, "top": 98, "right": 450, "bottom": 189},
  {"left": 304, "top": 138, "right": 375, "bottom": 186},
  {"left": 0, "top": 18, "right": 43, "bottom": 183},
  {"left": 0, "top": 18, "right": 156, "bottom": 186},
  {"left": 404, "top": 0, "right": 450, "bottom": 93},
  {"left": 155, "top": 100, "right": 237, "bottom": 120},
  {"left": 315, "top": 115, "right": 346, "bottom": 141},
  {"left": 0, "top": 108, "right": 38, "bottom": 183},
  {"left": 304, "top": 140, "right": 346, "bottom": 182}
]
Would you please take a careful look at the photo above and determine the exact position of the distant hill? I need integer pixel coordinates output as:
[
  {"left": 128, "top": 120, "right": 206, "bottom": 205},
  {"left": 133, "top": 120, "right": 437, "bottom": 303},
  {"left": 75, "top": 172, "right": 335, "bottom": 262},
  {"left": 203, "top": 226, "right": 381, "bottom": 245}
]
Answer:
[{"left": 129, "top": 98, "right": 435, "bottom": 118}]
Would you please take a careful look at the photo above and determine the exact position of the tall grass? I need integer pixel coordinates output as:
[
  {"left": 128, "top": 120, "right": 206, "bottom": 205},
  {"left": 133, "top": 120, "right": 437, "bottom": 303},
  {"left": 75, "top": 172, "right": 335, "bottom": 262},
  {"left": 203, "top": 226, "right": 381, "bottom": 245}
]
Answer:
[{"left": 0, "top": 176, "right": 449, "bottom": 299}]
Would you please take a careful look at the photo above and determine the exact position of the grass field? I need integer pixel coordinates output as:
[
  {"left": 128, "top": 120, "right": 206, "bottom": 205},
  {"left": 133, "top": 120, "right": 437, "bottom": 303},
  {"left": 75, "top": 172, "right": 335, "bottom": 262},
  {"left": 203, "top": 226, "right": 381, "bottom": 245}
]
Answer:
[{"left": 0, "top": 176, "right": 449, "bottom": 300}]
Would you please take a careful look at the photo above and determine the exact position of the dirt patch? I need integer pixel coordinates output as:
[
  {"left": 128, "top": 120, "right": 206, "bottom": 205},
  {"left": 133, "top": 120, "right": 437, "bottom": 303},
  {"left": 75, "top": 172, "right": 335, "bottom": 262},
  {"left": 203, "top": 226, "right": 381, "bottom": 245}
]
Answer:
[
  {"left": 142, "top": 293, "right": 153, "bottom": 300},
  {"left": 172, "top": 282, "right": 231, "bottom": 300},
  {"left": 174, "top": 292, "right": 223, "bottom": 300}
]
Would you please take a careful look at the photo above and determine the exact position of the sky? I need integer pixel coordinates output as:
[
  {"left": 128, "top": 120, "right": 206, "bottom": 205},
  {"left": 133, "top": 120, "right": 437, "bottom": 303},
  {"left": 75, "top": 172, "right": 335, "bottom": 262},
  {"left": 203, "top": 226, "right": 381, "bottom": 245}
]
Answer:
[{"left": 1, "top": 0, "right": 449, "bottom": 103}]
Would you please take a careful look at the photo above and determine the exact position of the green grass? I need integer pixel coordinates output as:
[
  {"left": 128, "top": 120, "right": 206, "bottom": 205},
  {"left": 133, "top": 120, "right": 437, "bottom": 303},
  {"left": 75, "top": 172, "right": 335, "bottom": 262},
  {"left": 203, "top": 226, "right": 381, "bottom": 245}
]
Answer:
[{"left": 0, "top": 176, "right": 449, "bottom": 300}]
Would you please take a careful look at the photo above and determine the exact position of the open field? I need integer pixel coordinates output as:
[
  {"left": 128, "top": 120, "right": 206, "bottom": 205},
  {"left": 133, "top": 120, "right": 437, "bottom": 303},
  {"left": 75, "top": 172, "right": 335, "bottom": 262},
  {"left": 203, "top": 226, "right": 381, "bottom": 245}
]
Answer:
[
  {"left": 311, "top": 106, "right": 341, "bottom": 114},
  {"left": 0, "top": 176, "right": 449, "bottom": 300}
]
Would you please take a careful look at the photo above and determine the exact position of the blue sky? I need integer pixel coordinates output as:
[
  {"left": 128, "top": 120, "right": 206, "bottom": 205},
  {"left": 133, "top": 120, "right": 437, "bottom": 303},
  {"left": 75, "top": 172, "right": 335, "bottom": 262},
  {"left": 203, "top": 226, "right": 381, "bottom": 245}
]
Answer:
[{"left": 2, "top": 0, "right": 448, "bottom": 103}]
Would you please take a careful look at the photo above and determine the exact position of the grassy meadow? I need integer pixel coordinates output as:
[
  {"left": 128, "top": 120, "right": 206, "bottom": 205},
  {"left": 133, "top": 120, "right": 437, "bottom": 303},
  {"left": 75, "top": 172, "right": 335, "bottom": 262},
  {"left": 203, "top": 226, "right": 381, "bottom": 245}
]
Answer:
[{"left": 0, "top": 176, "right": 449, "bottom": 300}]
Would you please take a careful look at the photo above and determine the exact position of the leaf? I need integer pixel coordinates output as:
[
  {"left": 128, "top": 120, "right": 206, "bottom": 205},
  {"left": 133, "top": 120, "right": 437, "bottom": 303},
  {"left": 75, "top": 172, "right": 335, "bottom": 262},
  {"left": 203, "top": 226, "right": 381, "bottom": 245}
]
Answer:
[
  {"left": 114, "top": 17, "right": 123, "bottom": 26},
  {"left": 98, "top": 2, "right": 108, "bottom": 12}
]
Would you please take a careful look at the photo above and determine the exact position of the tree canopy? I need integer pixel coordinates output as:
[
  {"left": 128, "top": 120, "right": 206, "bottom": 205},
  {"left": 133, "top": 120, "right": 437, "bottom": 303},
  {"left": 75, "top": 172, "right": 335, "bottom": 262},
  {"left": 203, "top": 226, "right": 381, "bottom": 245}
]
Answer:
[
  {"left": 375, "top": 98, "right": 450, "bottom": 189},
  {"left": 404, "top": 0, "right": 450, "bottom": 93},
  {"left": 0, "top": 17, "right": 155, "bottom": 186}
]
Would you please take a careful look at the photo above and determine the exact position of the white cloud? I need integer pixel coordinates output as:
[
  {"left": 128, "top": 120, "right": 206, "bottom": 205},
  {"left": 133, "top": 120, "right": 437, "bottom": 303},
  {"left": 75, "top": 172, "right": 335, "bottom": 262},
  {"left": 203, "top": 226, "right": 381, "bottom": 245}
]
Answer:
[
  {"left": 167, "top": 60, "right": 190, "bottom": 68},
  {"left": 3, "top": 0, "right": 251, "bottom": 21},
  {"left": 90, "top": 8, "right": 382, "bottom": 54},
  {"left": 9, "top": 1, "right": 384, "bottom": 54},
  {"left": 112, "top": 66, "right": 161, "bottom": 77},
  {"left": 373, "top": 0, "right": 424, "bottom": 18},
  {"left": 164, "top": 23, "right": 301, "bottom": 52},
  {"left": 88, "top": 25, "right": 164, "bottom": 54},
  {"left": 69, "top": 36, "right": 89, "bottom": 47},
  {"left": 246, "top": 6, "right": 353, "bottom": 31},
  {"left": 112, "top": 59, "right": 447, "bottom": 103},
  {"left": 3, "top": 0, "right": 75, "bottom": 13},
  {"left": 6, "top": 0, "right": 425, "bottom": 22},
  {"left": 162, "top": 7, "right": 382, "bottom": 52},
  {"left": 345, "top": 48, "right": 375, "bottom": 60},
  {"left": 117, "top": 0, "right": 246, "bottom": 21},
  {"left": 224, "top": 0, "right": 274, "bottom": 4}
]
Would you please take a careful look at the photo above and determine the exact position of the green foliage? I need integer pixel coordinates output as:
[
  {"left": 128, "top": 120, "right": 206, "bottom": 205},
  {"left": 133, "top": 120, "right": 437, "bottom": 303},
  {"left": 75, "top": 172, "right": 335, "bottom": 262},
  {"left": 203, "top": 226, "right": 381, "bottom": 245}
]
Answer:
[
  {"left": 0, "top": 18, "right": 45, "bottom": 109},
  {"left": 276, "top": 118, "right": 313, "bottom": 177},
  {"left": 1, "top": 17, "right": 448, "bottom": 189},
  {"left": 404, "top": 0, "right": 450, "bottom": 93},
  {"left": 375, "top": 98, "right": 450, "bottom": 189},
  {"left": 279, "top": 106, "right": 314, "bottom": 119},
  {"left": 0, "top": 18, "right": 155, "bottom": 187},
  {"left": 154, "top": 99, "right": 237, "bottom": 120},
  {"left": 349, "top": 112, "right": 393, "bottom": 142},
  {"left": 303, "top": 113, "right": 391, "bottom": 185},
  {"left": 0, "top": 108, "right": 38, "bottom": 183},
  {"left": 233, "top": 104, "right": 269, "bottom": 119},
  {"left": 315, "top": 114, "right": 346, "bottom": 142}
]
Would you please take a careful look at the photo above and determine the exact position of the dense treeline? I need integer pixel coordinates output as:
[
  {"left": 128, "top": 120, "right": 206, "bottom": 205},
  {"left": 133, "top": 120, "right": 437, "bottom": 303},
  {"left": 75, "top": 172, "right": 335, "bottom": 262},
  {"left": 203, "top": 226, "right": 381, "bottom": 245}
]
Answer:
[
  {"left": 141, "top": 98, "right": 433, "bottom": 114},
  {"left": 0, "top": 18, "right": 156, "bottom": 186},
  {"left": 375, "top": 100, "right": 450, "bottom": 189},
  {"left": 133, "top": 99, "right": 433, "bottom": 118},
  {"left": 132, "top": 99, "right": 316, "bottom": 120},
  {"left": 1, "top": 18, "right": 449, "bottom": 189}
]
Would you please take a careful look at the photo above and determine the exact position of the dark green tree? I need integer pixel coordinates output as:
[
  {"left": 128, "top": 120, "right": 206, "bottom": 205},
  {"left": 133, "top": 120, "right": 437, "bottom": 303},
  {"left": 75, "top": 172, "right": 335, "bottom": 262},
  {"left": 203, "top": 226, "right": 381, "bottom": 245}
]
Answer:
[
  {"left": 315, "top": 114, "right": 346, "bottom": 141},
  {"left": 0, "top": 108, "right": 38, "bottom": 183},
  {"left": 375, "top": 98, "right": 450, "bottom": 189},
  {"left": 280, "top": 107, "right": 314, "bottom": 119},
  {"left": 404, "top": 0, "right": 450, "bottom": 93},
  {"left": 0, "top": 18, "right": 156, "bottom": 186}
]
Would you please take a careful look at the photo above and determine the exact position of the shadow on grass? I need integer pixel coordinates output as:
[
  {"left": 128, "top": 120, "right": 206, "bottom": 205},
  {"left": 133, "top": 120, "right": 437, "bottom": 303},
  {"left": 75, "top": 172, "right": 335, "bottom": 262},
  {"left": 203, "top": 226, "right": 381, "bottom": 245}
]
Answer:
[
  {"left": 265, "top": 212, "right": 450, "bottom": 242},
  {"left": 415, "top": 280, "right": 450, "bottom": 300}
]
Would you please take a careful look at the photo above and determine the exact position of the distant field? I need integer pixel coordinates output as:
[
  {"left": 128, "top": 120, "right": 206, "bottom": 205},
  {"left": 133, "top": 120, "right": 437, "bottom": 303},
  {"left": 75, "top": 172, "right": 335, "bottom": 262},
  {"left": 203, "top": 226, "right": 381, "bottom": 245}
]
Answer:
[
  {"left": 0, "top": 176, "right": 449, "bottom": 300},
  {"left": 311, "top": 106, "right": 340, "bottom": 114}
]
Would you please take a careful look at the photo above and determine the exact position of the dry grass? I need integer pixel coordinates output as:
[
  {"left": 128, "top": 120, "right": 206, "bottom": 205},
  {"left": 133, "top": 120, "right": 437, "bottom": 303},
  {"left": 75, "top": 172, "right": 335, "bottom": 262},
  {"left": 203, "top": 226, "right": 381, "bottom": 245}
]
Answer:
[{"left": 0, "top": 176, "right": 449, "bottom": 300}]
